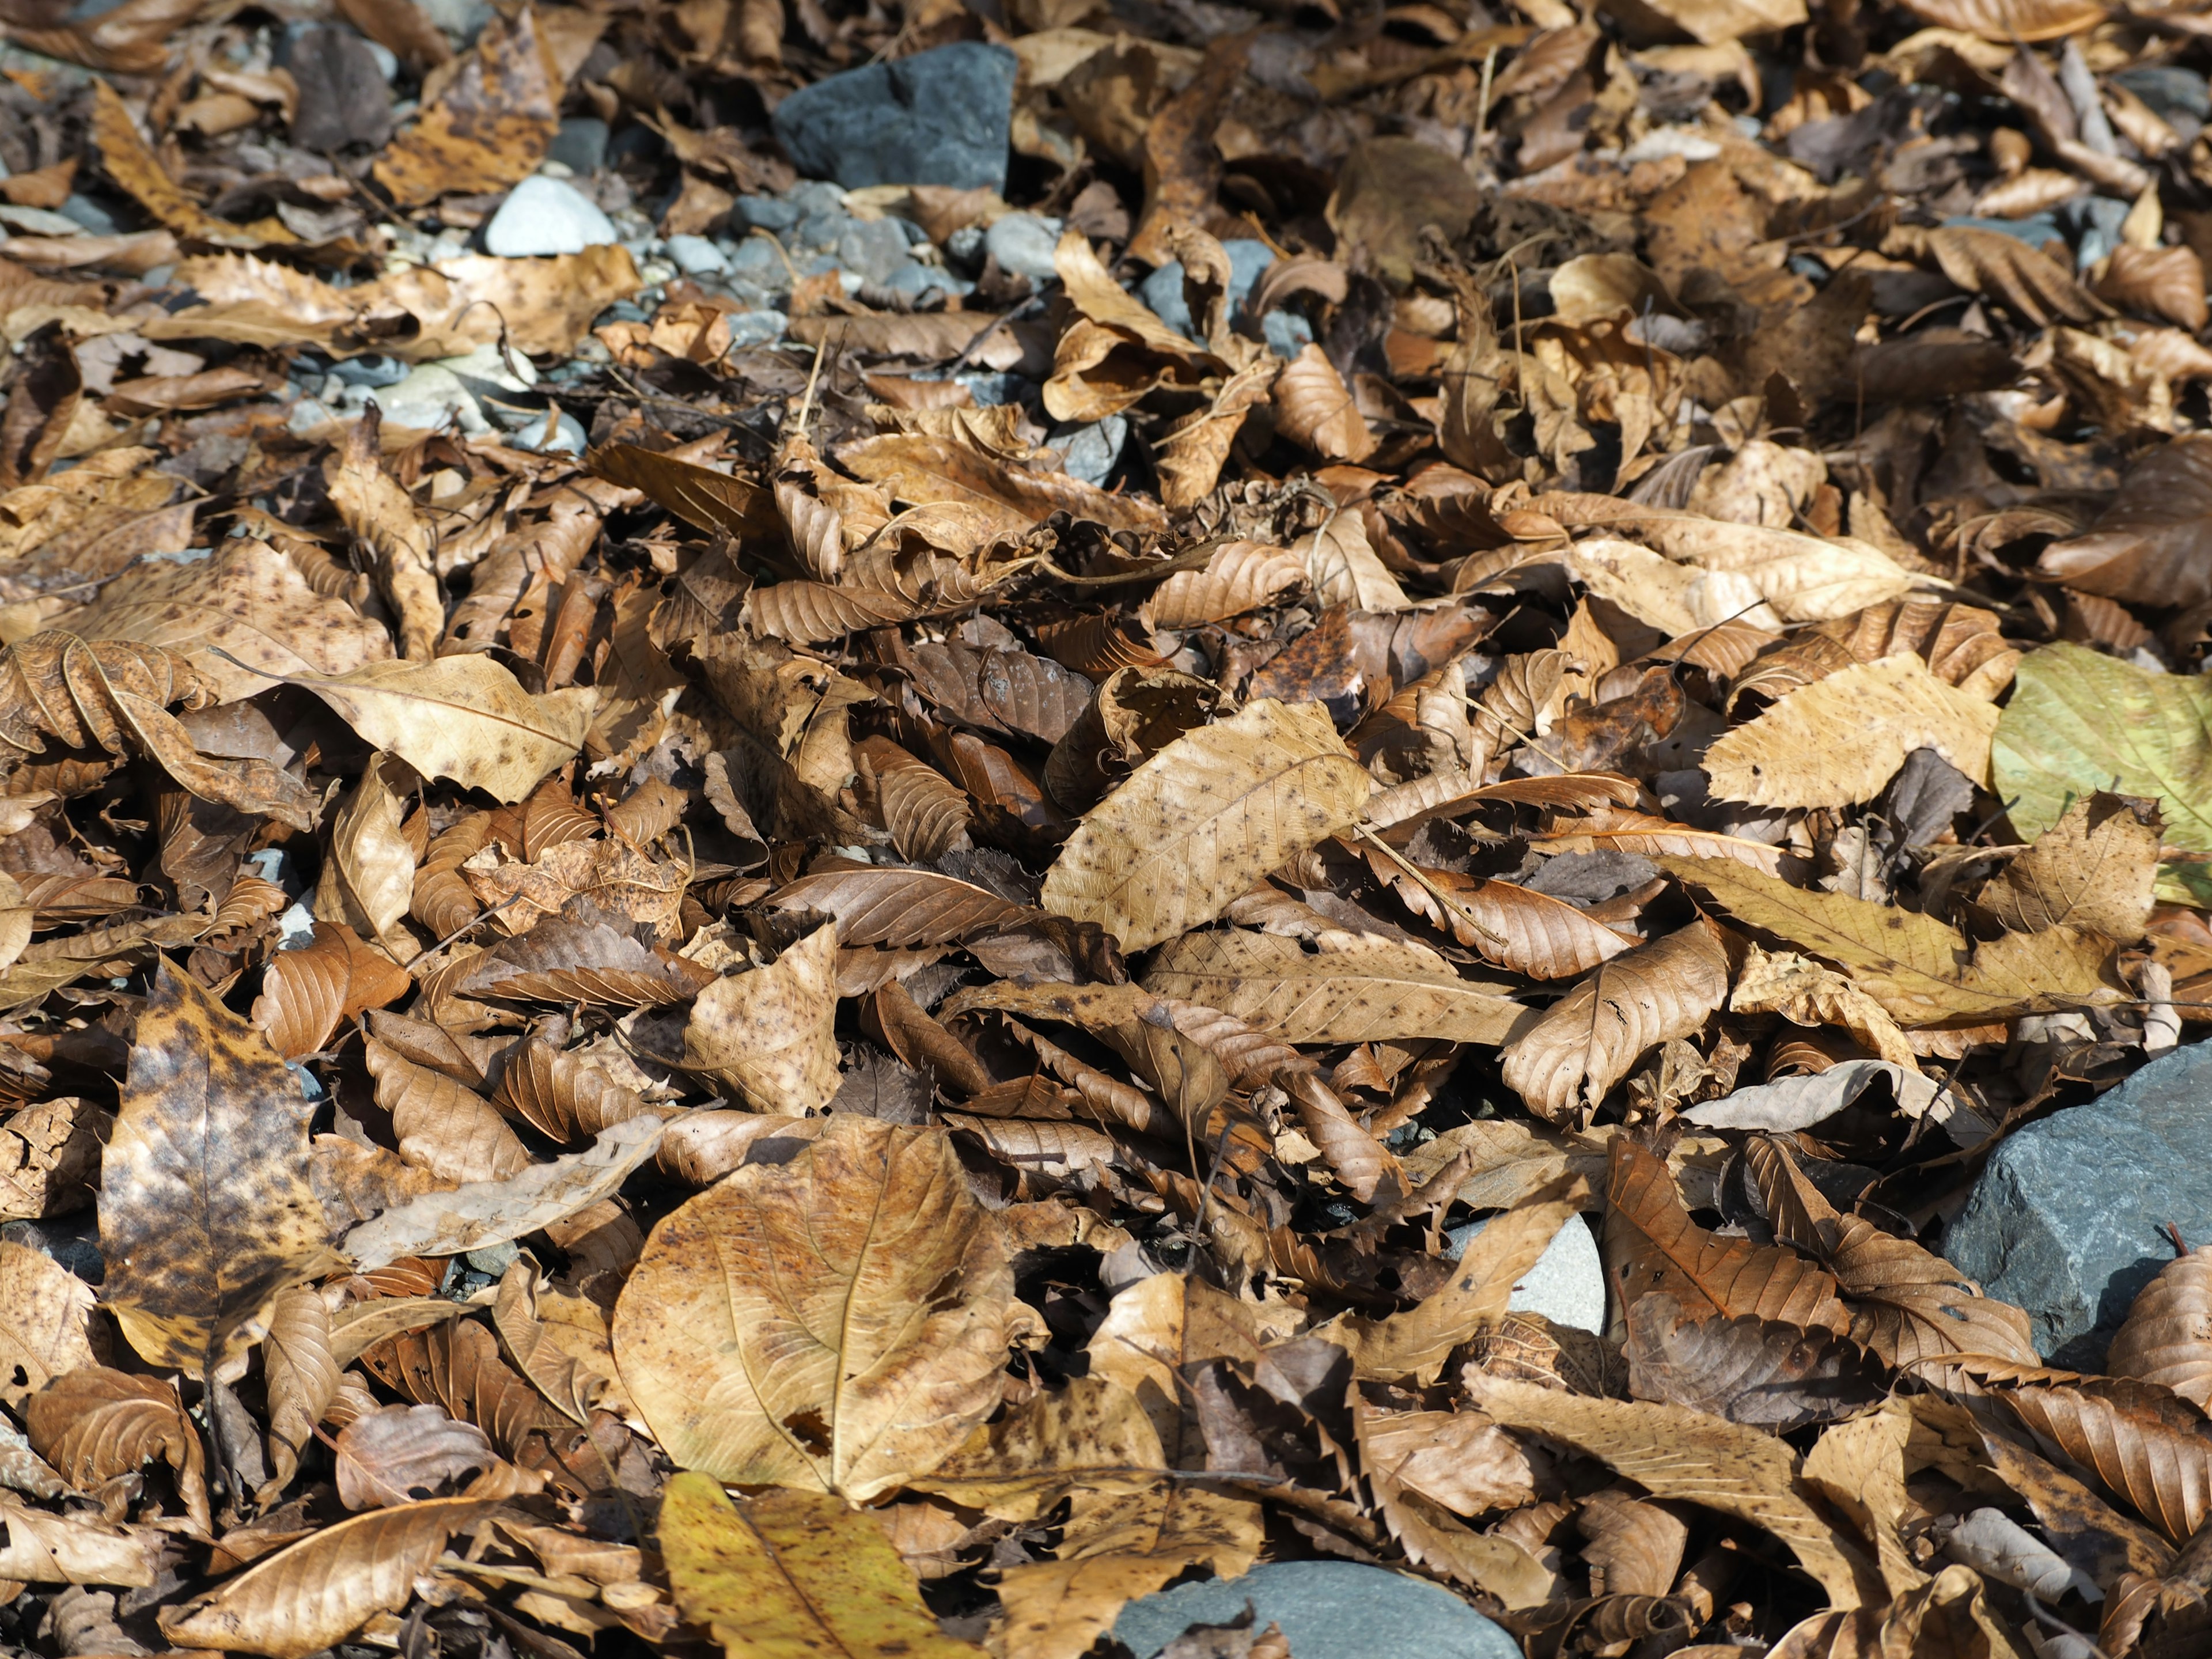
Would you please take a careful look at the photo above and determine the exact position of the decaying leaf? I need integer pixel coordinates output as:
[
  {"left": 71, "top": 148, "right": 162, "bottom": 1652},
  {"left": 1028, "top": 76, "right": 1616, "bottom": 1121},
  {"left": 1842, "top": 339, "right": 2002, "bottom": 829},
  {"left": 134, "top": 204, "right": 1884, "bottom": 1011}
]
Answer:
[
  {"left": 99, "top": 963, "right": 338, "bottom": 1373},
  {"left": 613, "top": 1118, "right": 1029, "bottom": 1498},
  {"left": 1043, "top": 699, "right": 1372, "bottom": 950}
]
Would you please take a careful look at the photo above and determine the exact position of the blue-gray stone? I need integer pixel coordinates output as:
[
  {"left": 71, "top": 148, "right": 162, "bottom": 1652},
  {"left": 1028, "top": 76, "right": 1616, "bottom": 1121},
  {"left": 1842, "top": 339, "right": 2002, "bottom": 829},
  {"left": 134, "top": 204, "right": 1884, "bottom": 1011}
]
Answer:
[
  {"left": 331, "top": 354, "right": 409, "bottom": 388},
  {"left": 1049, "top": 416, "right": 1126, "bottom": 487},
  {"left": 484, "top": 176, "right": 618, "bottom": 257},
  {"left": 668, "top": 234, "right": 730, "bottom": 276},
  {"left": 1946, "top": 1039, "right": 2212, "bottom": 1368},
  {"left": 770, "top": 42, "right": 1017, "bottom": 192},
  {"left": 984, "top": 211, "right": 1063, "bottom": 281},
  {"left": 2114, "top": 65, "right": 2210, "bottom": 120},
  {"left": 736, "top": 194, "right": 802, "bottom": 233},
  {"left": 59, "top": 194, "right": 120, "bottom": 236},
  {"left": 1138, "top": 239, "right": 1279, "bottom": 337},
  {"left": 1113, "top": 1563, "right": 1518, "bottom": 1659},
  {"left": 550, "top": 117, "right": 610, "bottom": 175},
  {"left": 1263, "top": 309, "right": 1314, "bottom": 357},
  {"left": 837, "top": 217, "right": 912, "bottom": 283},
  {"left": 725, "top": 310, "right": 789, "bottom": 349},
  {"left": 886, "top": 261, "right": 970, "bottom": 302},
  {"left": 2060, "top": 194, "right": 2131, "bottom": 271}
]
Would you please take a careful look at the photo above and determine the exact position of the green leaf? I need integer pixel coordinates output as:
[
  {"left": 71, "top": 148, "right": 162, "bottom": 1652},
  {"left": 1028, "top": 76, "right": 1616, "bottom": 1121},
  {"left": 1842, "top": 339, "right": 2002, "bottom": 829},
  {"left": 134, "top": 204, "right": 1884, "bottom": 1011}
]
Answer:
[
  {"left": 1992, "top": 643, "right": 2212, "bottom": 851},
  {"left": 658, "top": 1472, "right": 984, "bottom": 1659}
]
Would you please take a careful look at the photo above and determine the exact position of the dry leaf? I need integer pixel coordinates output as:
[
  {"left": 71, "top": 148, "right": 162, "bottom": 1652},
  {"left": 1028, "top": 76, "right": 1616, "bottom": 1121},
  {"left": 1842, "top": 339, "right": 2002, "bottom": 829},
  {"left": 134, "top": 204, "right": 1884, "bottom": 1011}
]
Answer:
[
  {"left": 683, "top": 921, "right": 842, "bottom": 1112},
  {"left": 1704, "top": 656, "right": 2001, "bottom": 808},
  {"left": 100, "top": 963, "right": 338, "bottom": 1374},
  {"left": 612, "top": 1118, "right": 1028, "bottom": 1498},
  {"left": 1501, "top": 921, "right": 1731, "bottom": 1123},
  {"left": 1042, "top": 699, "right": 1372, "bottom": 950}
]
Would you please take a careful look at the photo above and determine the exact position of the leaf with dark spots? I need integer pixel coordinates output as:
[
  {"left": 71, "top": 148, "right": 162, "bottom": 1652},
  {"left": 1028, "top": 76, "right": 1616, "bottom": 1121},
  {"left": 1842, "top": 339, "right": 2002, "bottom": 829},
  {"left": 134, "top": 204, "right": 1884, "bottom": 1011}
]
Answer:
[{"left": 98, "top": 963, "right": 340, "bottom": 1374}]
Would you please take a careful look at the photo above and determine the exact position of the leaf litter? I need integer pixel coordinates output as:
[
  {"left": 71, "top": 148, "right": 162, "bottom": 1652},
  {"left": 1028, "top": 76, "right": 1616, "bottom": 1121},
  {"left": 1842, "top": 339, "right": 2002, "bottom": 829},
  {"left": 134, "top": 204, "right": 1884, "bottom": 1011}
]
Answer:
[{"left": 5, "top": 0, "right": 2212, "bottom": 1656}]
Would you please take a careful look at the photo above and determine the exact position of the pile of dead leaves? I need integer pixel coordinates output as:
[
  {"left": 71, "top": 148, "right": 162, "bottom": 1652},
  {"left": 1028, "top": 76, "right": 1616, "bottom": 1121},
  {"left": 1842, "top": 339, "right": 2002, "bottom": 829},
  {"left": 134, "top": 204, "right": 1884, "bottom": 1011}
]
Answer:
[{"left": 10, "top": 0, "right": 2212, "bottom": 1655}]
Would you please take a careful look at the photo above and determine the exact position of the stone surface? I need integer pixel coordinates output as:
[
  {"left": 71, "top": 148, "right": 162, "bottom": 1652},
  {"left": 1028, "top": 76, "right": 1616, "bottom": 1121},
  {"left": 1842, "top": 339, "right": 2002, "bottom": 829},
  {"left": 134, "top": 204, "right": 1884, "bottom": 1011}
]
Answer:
[
  {"left": 666, "top": 234, "right": 730, "bottom": 276},
  {"left": 1139, "top": 238, "right": 1278, "bottom": 336},
  {"left": 483, "top": 176, "right": 619, "bottom": 258},
  {"left": 1948, "top": 1041, "right": 2212, "bottom": 1366},
  {"left": 984, "top": 211, "right": 1063, "bottom": 281},
  {"left": 549, "top": 116, "right": 610, "bottom": 175},
  {"left": 1114, "top": 1563, "right": 1518, "bottom": 1659},
  {"left": 771, "top": 42, "right": 1017, "bottom": 192},
  {"left": 1446, "top": 1212, "right": 1606, "bottom": 1334},
  {"left": 1050, "top": 416, "right": 1126, "bottom": 487}
]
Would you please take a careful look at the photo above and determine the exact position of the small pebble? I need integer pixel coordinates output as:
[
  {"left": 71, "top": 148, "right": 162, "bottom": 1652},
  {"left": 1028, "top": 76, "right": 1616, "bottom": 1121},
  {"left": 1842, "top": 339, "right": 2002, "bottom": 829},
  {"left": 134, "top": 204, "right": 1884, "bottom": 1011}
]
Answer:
[{"left": 483, "top": 175, "right": 620, "bottom": 258}]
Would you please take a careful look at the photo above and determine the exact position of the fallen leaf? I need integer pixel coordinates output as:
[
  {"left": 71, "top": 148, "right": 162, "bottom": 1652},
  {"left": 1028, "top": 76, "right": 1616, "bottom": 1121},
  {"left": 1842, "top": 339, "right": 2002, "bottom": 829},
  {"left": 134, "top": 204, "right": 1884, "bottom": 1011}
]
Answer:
[
  {"left": 683, "top": 921, "right": 842, "bottom": 1112},
  {"left": 659, "top": 1472, "right": 985, "bottom": 1659},
  {"left": 274, "top": 657, "right": 594, "bottom": 805},
  {"left": 1500, "top": 921, "right": 1731, "bottom": 1123},
  {"left": 99, "top": 963, "right": 338, "bottom": 1374},
  {"left": 1704, "top": 655, "right": 2001, "bottom": 808},
  {"left": 1042, "top": 699, "right": 1372, "bottom": 950},
  {"left": 612, "top": 1117, "right": 1028, "bottom": 1498}
]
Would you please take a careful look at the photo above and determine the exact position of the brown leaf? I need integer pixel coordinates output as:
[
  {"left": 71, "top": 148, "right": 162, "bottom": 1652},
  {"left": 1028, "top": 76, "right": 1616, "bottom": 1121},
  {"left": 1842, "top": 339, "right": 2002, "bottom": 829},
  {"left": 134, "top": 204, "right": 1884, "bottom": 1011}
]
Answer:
[
  {"left": 24, "top": 1366, "right": 208, "bottom": 1533},
  {"left": 1888, "top": 0, "right": 2101, "bottom": 41},
  {"left": 1624, "top": 1291, "right": 1885, "bottom": 1431},
  {"left": 587, "top": 442, "right": 779, "bottom": 538},
  {"left": 1978, "top": 791, "right": 2159, "bottom": 940},
  {"left": 372, "top": 7, "right": 561, "bottom": 206},
  {"left": 1468, "top": 1376, "right": 1883, "bottom": 1609},
  {"left": 2097, "top": 244, "right": 2209, "bottom": 332},
  {"left": 1272, "top": 344, "right": 1377, "bottom": 464},
  {"left": 1142, "top": 928, "right": 1528, "bottom": 1046},
  {"left": 492, "top": 1263, "right": 612, "bottom": 1423},
  {"left": 52, "top": 537, "right": 392, "bottom": 702},
  {"left": 1604, "top": 1138, "right": 1851, "bottom": 1334},
  {"left": 491, "top": 1034, "right": 654, "bottom": 1143},
  {"left": 0, "top": 324, "right": 81, "bottom": 490},
  {"left": 1328, "top": 1172, "right": 1588, "bottom": 1383},
  {"left": 611, "top": 1116, "right": 1029, "bottom": 1498},
  {"left": 1745, "top": 1136, "right": 2039, "bottom": 1368},
  {"left": 367, "top": 1040, "right": 529, "bottom": 1185},
  {"left": 158, "top": 1497, "right": 505, "bottom": 1657},
  {"left": 326, "top": 407, "right": 439, "bottom": 664},
  {"left": 359, "top": 1317, "right": 573, "bottom": 1464},
  {"left": 2108, "top": 1245, "right": 2212, "bottom": 1410},
  {"left": 1139, "top": 541, "right": 1307, "bottom": 630},
  {"left": 0, "top": 1239, "right": 103, "bottom": 1408},
  {"left": 1042, "top": 699, "right": 1372, "bottom": 951},
  {"left": 100, "top": 963, "right": 338, "bottom": 1374},
  {"left": 1992, "top": 1377, "right": 2212, "bottom": 1545},
  {"left": 1501, "top": 922, "right": 1732, "bottom": 1123},
  {"left": 255, "top": 922, "right": 412, "bottom": 1063},
  {"left": 91, "top": 81, "right": 294, "bottom": 250},
  {"left": 683, "top": 920, "right": 842, "bottom": 1112},
  {"left": 259, "top": 1284, "right": 339, "bottom": 1505},
  {"left": 2036, "top": 435, "right": 2212, "bottom": 609},
  {"left": 769, "top": 861, "right": 1029, "bottom": 949},
  {"left": 333, "top": 1403, "right": 495, "bottom": 1509}
]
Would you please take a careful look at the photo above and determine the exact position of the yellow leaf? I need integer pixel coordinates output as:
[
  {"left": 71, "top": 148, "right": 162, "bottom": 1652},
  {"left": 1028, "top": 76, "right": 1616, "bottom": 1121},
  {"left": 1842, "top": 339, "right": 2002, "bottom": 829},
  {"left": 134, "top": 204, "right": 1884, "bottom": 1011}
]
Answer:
[
  {"left": 1703, "top": 655, "right": 1999, "bottom": 808},
  {"left": 682, "top": 920, "right": 842, "bottom": 1113},
  {"left": 658, "top": 1472, "right": 984, "bottom": 1659}
]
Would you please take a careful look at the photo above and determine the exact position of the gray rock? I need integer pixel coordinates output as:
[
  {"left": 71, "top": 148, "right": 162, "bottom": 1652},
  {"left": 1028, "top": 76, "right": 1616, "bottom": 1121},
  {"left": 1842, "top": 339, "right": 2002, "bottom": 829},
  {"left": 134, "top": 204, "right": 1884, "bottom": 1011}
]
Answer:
[
  {"left": 414, "top": 0, "right": 493, "bottom": 40},
  {"left": 725, "top": 310, "right": 789, "bottom": 349},
  {"left": 793, "top": 207, "right": 853, "bottom": 253},
  {"left": 59, "top": 194, "right": 120, "bottom": 236},
  {"left": 1446, "top": 1212, "right": 1606, "bottom": 1334},
  {"left": 885, "top": 261, "right": 969, "bottom": 303},
  {"left": 771, "top": 42, "right": 1017, "bottom": 192},
  {"left": 1139, "top": 238, "right": 1278, "bottom": 336},
  {"left": 945, "top": 221, "right": 987, "bottom": 274},
  {"left": 667, "top": 234, "right": 730, "bottom": 276},
  {"left": 484, "top": 177, "right": 619, "bottom": 257},
  {"left": 550, "top": 116, "right": 610, "bottom": 175},
  {"left": 836, "top": 216, "right": 912, "bottom": 283},
  {"left": 1946, "top": 1038, "right": 2212, "bottom": 1366},
  {"left": 985, "top": 211, "right": 1063, "bottom": 281},
  {"left": 1050, "top": 416, "right": 1126, "bottom": 487},
  {"left": 1114, "top": 1563, "right": 1518, "bottom": 1659}
]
